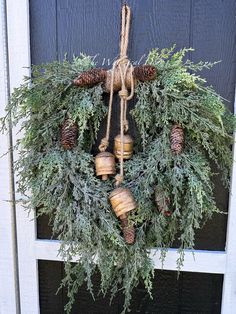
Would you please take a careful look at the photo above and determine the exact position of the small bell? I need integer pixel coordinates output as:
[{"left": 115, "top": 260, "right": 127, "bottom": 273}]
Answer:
[
  {"left": 109, "top": 187, "right": 136, "bottom": 218},
  {"left": 114, "top": 134, "right": 133, "bottom": 160},
  {"left": 95, "top": 151, "right": 116, "bottom": 180},
  {"left": 109, "top": 187, "right": 136, "bottom": 245}
]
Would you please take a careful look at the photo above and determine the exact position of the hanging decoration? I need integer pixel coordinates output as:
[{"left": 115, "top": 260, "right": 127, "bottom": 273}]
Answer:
[
  {"left": 60, "top": 118, "right": 78, "bottom": 150},
  {"left": 94, "top": 5, "right": 138, "bottom": 244},
  {"left": 1, "top": 4, "right": 236, "bottom": 314},
  {"left": 170, "top": 123, "right": 184, "bottom": 154}
]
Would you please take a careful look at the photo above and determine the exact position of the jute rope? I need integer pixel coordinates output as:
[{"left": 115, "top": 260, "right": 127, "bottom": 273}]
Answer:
[{"left": 98, "top": 4, "right": 134, "bottom": 186}]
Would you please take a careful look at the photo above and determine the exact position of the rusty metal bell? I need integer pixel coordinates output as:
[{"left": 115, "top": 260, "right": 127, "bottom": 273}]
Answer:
[
  {"left": 109, "top": 187, "right": 136, "bottom": 218},
  {"left": 114, "top": 134, "right": 133, "bottom": 160},
  {"left": 95, "top": 151, "right": 116, "bottom": 180}
]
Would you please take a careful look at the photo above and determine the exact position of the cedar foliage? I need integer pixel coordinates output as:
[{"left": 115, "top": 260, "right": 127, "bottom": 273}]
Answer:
[
  {"left": 1, "top": 48, "right": 235, "bottom": 313},
  {"left": 129, "top": 46, "right": 235, "bottom": 255}
]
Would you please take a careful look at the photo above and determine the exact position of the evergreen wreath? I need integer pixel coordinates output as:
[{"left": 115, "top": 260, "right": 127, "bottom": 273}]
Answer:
[{"left": 2, "top": 5, "right": 236, "bottom": 314}]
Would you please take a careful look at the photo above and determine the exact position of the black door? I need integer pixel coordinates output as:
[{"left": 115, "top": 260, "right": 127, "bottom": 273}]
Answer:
[{"left": 30, "top": 1, "right": 236, "bottom": 313}]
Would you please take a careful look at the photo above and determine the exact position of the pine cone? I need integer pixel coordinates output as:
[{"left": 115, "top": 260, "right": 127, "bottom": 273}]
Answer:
[
  {"left": 133, "top": 65, "right": 157, "bottom": 81},
  {"left": 155, "top": 188, "right": 171, "bottom": 217},
  {"left": 61, "top": 118, "right": 78, "bottom": 150},
  {"left": 121, "top": 216, "right": 135, "bottom": 245},
  {"left": 170, "top": 123, "right": 184, "bottom": 154},
  {"left": 73, "top": 68, "right": 107, "bottom": 87}
]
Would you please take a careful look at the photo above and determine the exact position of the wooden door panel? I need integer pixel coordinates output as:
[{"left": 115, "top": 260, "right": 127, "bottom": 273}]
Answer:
[
  {"left": 31, "top": 0, "right": 236, "bottom": 251},
  {"left": 29, "top": 1, "right": 236, "bottom": 312},
  {"left": 38, "top": 260, "right": 223, "bottom": 314}
]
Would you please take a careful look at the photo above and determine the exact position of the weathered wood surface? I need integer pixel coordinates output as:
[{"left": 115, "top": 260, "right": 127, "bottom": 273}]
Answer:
[{"left": 29, "top": 0, "right": 236, "bottom": 312}]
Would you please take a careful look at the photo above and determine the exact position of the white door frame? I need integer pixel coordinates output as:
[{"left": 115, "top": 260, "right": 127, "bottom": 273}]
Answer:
[{"left": 0, "top": 1, "right": 236, "bottom": 313}]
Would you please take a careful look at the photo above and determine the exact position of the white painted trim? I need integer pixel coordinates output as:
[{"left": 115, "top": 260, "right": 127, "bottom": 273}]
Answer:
[
  {"left": 221, "top": 93, "right": 236, "bottom": 314},
  {"left": 0, "top": 1, "right": 17, "bottom": 312},
  {"left": 35, "top": 239, "right": 227, "bottom": 274},
  {"left": 6, "top": 0, "right": 40, "bottom": 313}
]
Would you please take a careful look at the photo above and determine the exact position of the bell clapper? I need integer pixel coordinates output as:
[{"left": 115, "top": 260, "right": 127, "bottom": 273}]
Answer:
[{"left": 102, "top": 174, "right": 108, "bottom": 181}]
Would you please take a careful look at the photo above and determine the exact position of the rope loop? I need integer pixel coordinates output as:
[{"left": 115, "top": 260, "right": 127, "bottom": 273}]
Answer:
[
  {"left": 99, "top": 138, "right": 109, "bottom": 152},
  {"left": 98, "top": 4, "right": 133, "bottom": 186},
  {"left": 115, "top": 4, "right": 133, "bottom": 186}
]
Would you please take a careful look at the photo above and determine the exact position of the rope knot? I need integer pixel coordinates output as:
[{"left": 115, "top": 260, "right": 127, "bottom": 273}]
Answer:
[
  {"left": 99, "top": 138, "right": 109, "bottom": 152},
  {"left": 124, "top": 119, "right": 129, "bottom": 133},
  {"left": 115, "top": 174, "right": 124, "bottom": 186},
  {"left": 118, "top": 56, "right": 129, "bottom": 65},
  {"left": 119, "top": 88, "right": 128, "bottom": 99}
]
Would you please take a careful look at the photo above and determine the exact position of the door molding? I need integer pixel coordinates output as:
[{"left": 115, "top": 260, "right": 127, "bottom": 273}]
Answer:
[
  {"left": 0, "top": 0, "right": 19, "bottom": 312},
  {"left": 0, "top": 0, "right": 40, "bottom": 313}
]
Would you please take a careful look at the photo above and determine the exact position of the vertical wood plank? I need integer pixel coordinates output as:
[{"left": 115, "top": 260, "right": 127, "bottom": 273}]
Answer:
[
  {"left": 126, "top": 0, "right": 191, "bottom": 62},
  {"left": 190, "top": 0, "right": 236, "bottom": 107},
  {"left": 6, "top": 0, "right": 40, "bottom": 313},
  {"left": 57, "top": 0, "right": 121, "bottom": 65},
  {"left": 0, "top": 0, "right": 17, "bottom": 312},
  {"left": 190, "top": 0, "right": 236, "bottom": 251},
  {"left": 30, "top": 0, "right": 57, "bottom": 64},
  {"left": 221, "top": 94, "right": 236, "bottom": 313}
]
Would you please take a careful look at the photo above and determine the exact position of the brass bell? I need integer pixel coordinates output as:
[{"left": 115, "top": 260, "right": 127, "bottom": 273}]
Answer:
[
  {"left": 114, "top": 134, "right": 133, "bottom": 160},
  {"left": 109, "top": 187, "right": 136, "bottom": 218},
  {"left": 95, "top": 151, "right": 116, "bottom": 180}
]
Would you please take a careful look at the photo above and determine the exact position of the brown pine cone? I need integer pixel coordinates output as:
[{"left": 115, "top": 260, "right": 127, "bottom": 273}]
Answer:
[
  {"left": 120, "top": 216, "right": 135, "bottom": 245},
  {"left": 133, "top": 65, "right": 157, "bottom": 82},
  {"left": 155, "top": 188, "right": 171, "bottom": 217},
  {"left": 61, "top": 118, "right": 78, "bottom": 150},
  {"left": 73, "top": 68, "right": 107, "bottom": 87},
  {"left": 170, "top": 123, "right": 184, "bottom": 154}
]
